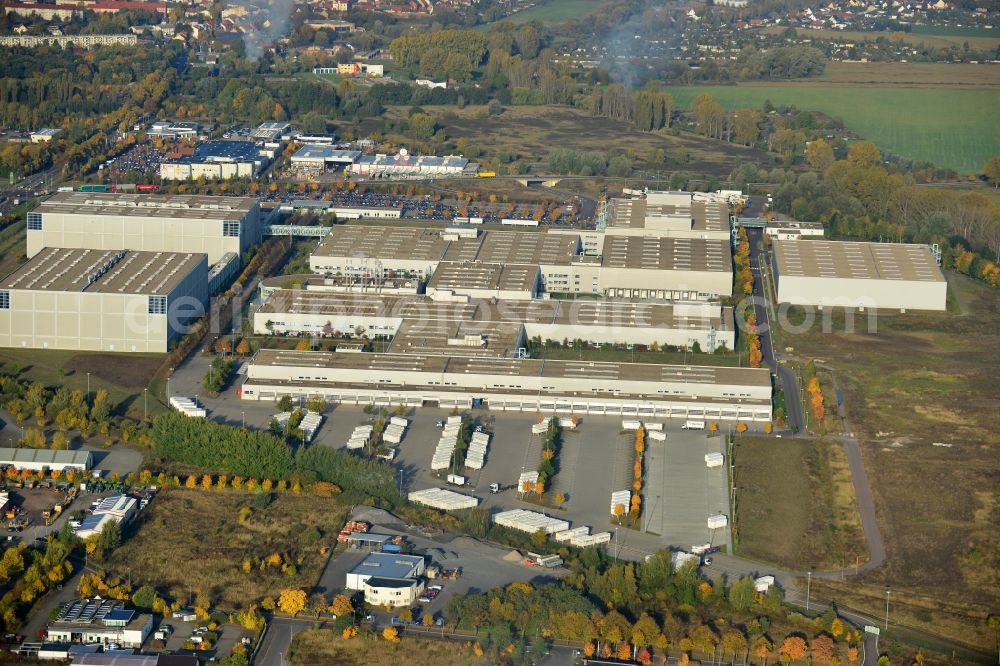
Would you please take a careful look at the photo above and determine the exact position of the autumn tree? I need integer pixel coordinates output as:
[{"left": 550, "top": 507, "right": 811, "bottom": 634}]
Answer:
[
  {"left": 382, "top": 626, "right": 400, "bottom": 643},
  {"left": 811, "top": 634, "right": 836, "bottom": 666},
  {"left": 236, "top": 338, "right": 251, "bottom": 355},
  {"left": 806, "top": 138, "right": 835, "bottom": 172},
  {"left": 779, "top": 635, "right": 808, "bottom": 663},
  {"left": 984, "top": 156, "right": 1000, "bottom": 187},
  {"left": 753, "top": 635, "right": 773, "bottom": 665},
  {"left": 277, "top": 588, "right": 307, "bottom": 615},
  {"left": 330, "top": 594, "right": 354, "bottom": 617}
]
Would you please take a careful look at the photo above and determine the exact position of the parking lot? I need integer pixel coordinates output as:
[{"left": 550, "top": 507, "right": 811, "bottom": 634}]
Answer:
[
  {"left": 318, "top": 507, "right": 566, "bottom": 621},
  {"left": 643, "top": 430, "right": 733, "bottom": 552},
  {"left": 167, "top": 354, "right": 732, "bottom": 559}
]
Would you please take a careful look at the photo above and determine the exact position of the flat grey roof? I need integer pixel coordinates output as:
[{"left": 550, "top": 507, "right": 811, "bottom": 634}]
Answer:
[
  {"left": 349, "top": 552, "right": 423, "bottom": 579},
  {"left": 37, "top": 192, "right": 257, "bottom": 220},
  {"left": 0, "top": 448, "right": 92, "bottom": 466},
  {"left": 290, "top": 145, "right": 362, "bottom": 162},
  {"left": 0, "top": 248, "right": 204, "bottom": 295},
  {"left": 601, "top": 236, "right": 730, "bottom": 272},
  {"left": 774, "top": 240, "right": 944, "bottom": 282},
  {"left": 427, "top": 261, "right": 538, "bottom": 293},
  {"left": 259, "top": 290, "right": 733, "bottom": 332},
  {"left": 315, "top": 225, "right": 450, "bottom": 262},
  {"left": 253, "top": 349, "right": 770, "bottom": 388}
]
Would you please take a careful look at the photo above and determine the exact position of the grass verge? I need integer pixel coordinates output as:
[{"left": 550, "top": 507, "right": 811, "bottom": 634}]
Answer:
[{"left": 733, "top": 436, "right": 865, "bottom": 571}]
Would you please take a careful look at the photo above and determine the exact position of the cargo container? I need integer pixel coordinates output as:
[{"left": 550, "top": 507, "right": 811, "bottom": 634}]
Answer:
[
  {"left": 78, "top": 184, "right": 109, "bottom": 192},
  {"left": 446, "top": 474, "right": 466, "bottom": 486}
]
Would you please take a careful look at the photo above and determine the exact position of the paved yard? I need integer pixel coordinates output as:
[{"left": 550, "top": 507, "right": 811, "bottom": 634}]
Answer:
[{"left": 644, "top": 430, "right": 732, "bottom": 551}]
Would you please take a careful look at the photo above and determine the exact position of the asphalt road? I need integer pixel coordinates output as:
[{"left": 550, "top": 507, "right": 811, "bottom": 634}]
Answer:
[{"left": 746, "top": 226, "right": 803, "bottom": 432}]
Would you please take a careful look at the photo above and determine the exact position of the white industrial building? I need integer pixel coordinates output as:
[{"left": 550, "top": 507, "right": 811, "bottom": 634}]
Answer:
[
  {"left": 771, "top": 240, "right": 946, "bottom": 311},
  {"left": 30, "top": 128, "right": 62, "bottom": 143},
  {"left": 28, "top": 192, "right": 260, "bottom": 264},
  {"left": 46, "top": 598, "right": 152, "bottom": 649},
  {"left": 0, "top": 448, "right": 92, "bottom": 472},
  {"left": 345, "top": 552, "right": 425, "bottom": 589},
  {"left": 239, "top": 349, "right": 772, "bottom": 422},
  {"left": 159, "top": 141, "right": 269, "bottom": 181},
  {"left": 309, "top": 225, "right": 732, "bottom": 300},
  {"left": 604, "top": 190, "right": 732, "bottom": 241},
  {"left": 350, "top": 151, "right": 470, "bottom": 178},
  {"left": 764, "top": 220, "right": 825, "bottom": 241},
  {"left": 0, "top": 247, "right": 208, "bottom": 352},
  {"left": 253, "top": 290, "right": 736, "bottom": 352},
  {"left": 289, "top": 146, "right": 362, "bottom": 174}
]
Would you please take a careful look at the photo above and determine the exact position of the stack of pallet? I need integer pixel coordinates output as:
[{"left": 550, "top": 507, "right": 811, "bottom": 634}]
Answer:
[
  {"left": 465, "top": 431, "right": 490, "bottom": 470},
  {"left": 346, "top": 424, "right": 373, "bottom": 450},
  {"left": 432, "top": 418, "right": 462, "bottom": 470},
  {"left": 336, "top": 520, "right": 370, "bottom": 543},
  {"left": 383, "top": 416, "right": 408, "bottom": 445}
]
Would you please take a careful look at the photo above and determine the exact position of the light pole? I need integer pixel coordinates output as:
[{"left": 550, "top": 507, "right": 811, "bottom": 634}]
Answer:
[
  {"left": 167, "top": 367, "right": 173, "bottom": 399},
  {"left": 143, "top": 388, "right": 148, "bottom": 421},
  {"left": 613, "top": 528, "right": 619, "bottom": 562},
  {"left": 86, "top": 372, "right": 90, "bottom": 398},
  {"left": 241, "top": 411, "right": 245, "bottom": 428},
  {"left": 885, "top": 589, "right": 891, "bottom": 632},
  {"left": 806, "top": 571, "right": 812, "bottom": 611}
]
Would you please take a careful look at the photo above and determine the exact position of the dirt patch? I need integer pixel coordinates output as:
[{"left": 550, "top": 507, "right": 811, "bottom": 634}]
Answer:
[
  {"left": 107, "top": 488, "right": 349, "bottom": 611},
  {"left": 378, "top": 104, "right": 772, "bottom": 178},
  {"left": 64, "top": 354, "right": 162, "bottom": 391},
  {"left": 290, "top": 629, "right": 487, "bottom": 666}
]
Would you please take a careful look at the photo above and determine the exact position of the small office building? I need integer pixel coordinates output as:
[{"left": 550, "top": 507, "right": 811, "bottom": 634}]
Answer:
[
  {"left": 344, "top": 552, "right": 425, "bottom": 591},
  {"left": 46, "top": 598, "right": 152, "bottom": 649}
]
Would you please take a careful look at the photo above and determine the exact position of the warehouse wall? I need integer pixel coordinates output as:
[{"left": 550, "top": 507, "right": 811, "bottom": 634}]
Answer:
[
  {"left": 776, "top": 275, "right": 947, "bottom": 311},
  {"left": 31, "top": 206, "right": 259, "bottom": 264}
]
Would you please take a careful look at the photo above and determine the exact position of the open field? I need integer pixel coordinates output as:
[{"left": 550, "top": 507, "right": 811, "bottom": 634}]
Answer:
[
  {"left": 379, "top": 105, "right": 771, "bottom": 177},
  {"left": 108, "top": 489, "right": 350, "bottom": 611},
  {"left": 0, "top": 349, "right": 163, "bottom": 418},
  {"left": 911, "top": 24, "right": 999, "bottom": 39},
  {"left": 733, "top": 436, "right": 865, "bottom": 571},
  {"left": 818, "top": 61, "right": 1000, "bottom": 87},
  {"left": 666, "top": 85, "right": 1000, "bottom": 173},
  {"left": 498, "top": 0, "right": 605, "bottom": 24},
  {"left": 760, "top": 25, "right": 1000, "bottom": 50},
  {"left": 780, "top": 274, "right": 1000, "bottom": 648},
  {"left": 289, "top": 629, "right": 487, "bottom": 666}
]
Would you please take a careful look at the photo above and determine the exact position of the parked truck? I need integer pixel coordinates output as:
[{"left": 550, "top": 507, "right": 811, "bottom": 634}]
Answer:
[{"left": 681, "top": 420, "right": 706, "bottom": 430}]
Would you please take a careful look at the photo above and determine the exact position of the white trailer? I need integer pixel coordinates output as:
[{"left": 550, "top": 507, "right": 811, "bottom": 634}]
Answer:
[
  {"left": 707, "top": 514, "right": 729, "bottom": 529},
  {"left": 705, "top": 452, "right": 724, "bottom": 468},
  {"left": 648, "top": 430, "right": 667, "bottom": 442},
  {"left": 622, "top": 419, "right": 642, "bottom": 430},
  {"left": 554, "top": 526, "right": 589, "bottom": 543}
]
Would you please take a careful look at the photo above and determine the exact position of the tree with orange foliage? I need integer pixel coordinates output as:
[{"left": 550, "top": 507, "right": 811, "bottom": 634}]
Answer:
[
  {"left": 295, "top": 338, "right": 312, "bottom": 351},
  {"left": 778, "top": 636, "right": 807, "bottom": 663},
  {"left": 617, "top": 643, "right": 632, "bottom": 660},
  {"left": 810, "top": 635, "right": 835, "bottom": 666},
  {"left": 382, "top": 627, "right": 400, "bottom": 643},
  {"left": 613, "top": 503, "right": 626, "bottom": 524}
]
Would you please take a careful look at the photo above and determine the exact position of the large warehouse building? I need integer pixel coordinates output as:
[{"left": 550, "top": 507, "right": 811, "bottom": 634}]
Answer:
[
  {"left": 772, "top": 240, "right": 946, "bottom": 311},
  {"left": 239, "top": 349, "right": 772, "bottom": 422},
  {"left": 604, "top": 190, "right": 731, "bottom": 241},
  {"left": 254, "top": 290, "right": 736, "bottom": 352},
  {"left": 0, "top": 247, "right": 208, "bottom": 352},
  {"left": 309, "top": 225, "right": 732, "bottom": 300},
  {"left": 28, "top": 192, "right": 261, "bottom": 264},
  {"left": 159, "top": 141, "right": 269, "bottom": 181}
]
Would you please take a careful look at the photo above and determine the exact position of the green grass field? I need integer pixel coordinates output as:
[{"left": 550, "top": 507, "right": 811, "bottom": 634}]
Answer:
[
  {"left": 910, "top": 24, "right": 999, "bottom": 38},
  {"left": 667, "top": 85, "right": 1000, "bottom": 173},
  {"left": 502, "top": 0, "right": 605, "bottom": 24}
]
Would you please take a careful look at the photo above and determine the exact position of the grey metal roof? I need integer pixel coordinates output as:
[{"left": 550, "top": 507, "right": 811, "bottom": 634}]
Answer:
[
  {"left": 349, "top": 552, "right": 423, "bottom": 579},
  {"left": 0, "top": 448, "right": 92, "bottom": 466}
]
